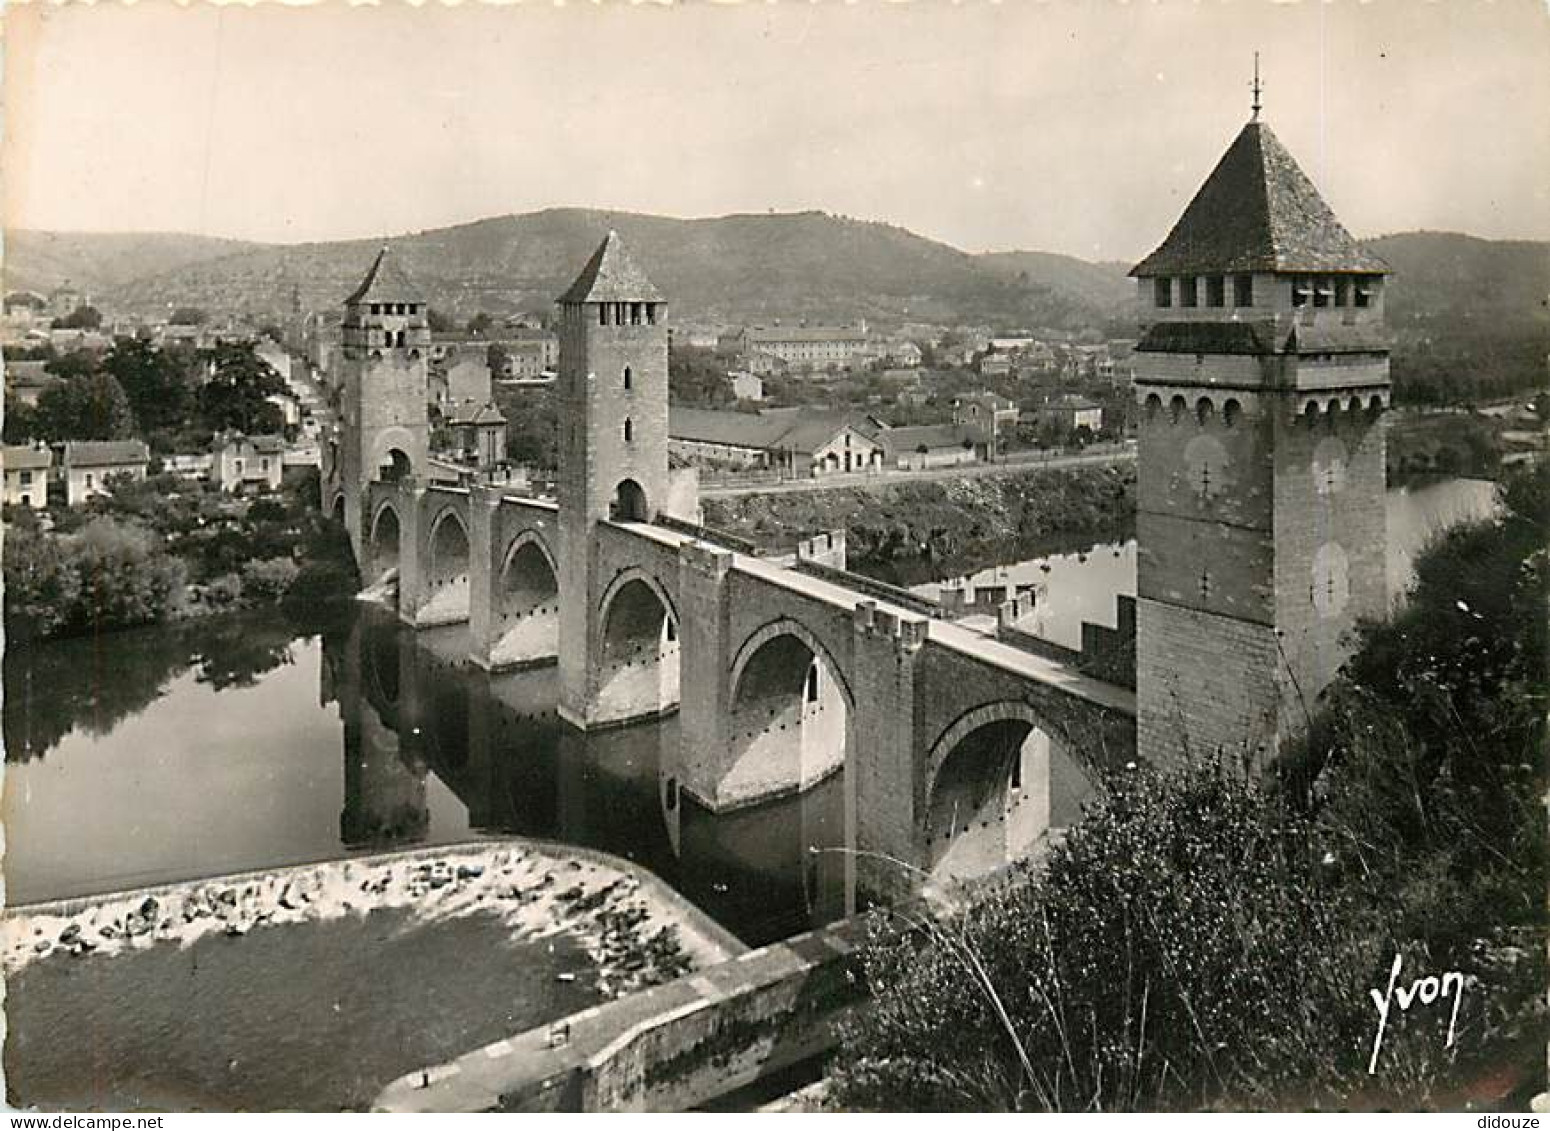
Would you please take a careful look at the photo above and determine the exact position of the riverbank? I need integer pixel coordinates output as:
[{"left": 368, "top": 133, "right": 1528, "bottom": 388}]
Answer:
[
  {"left": 701, "top": 461, "right": 1136, "bottom": 585},
  {"left": 2, "top": 842, "right": 741, "bottom": 1110}
]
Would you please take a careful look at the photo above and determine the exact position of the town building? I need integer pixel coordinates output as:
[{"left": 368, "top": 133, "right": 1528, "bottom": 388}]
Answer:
[
  {"left": 736, "top": 323, "right": 870, "bottom": 374},
  {"left": 882, "top": 424, "right": 977, "bottom": 470},
  {"left": 3, "top": 443, "right": 52, "bottom": 509},
  {"left": 730, "top": 371, "right": 764, "bottom": 402},
  {"left": 429, "top": 348, "right": 494, "bottom": 411},
  {"left": 668, "top": 406, "right": 886, "bottom": 477},
  {"left": 1131, "top": 113, "right": 1392, "bottom": 767},
  {"left": 952, "top": 390, "right": 1020, "bottom": 456},
  {"left": 442, "top": 400, "right": 508, "bottom": 468},
  {"left": 1043, "top": 393, "right": 1104, "bottom": 434},
  {"left": 214, "top": 432, "right": 286, "bottom": 493},
  {"left": 5, "top": 360, "right": 60, "bottom": 407},
  {"left": 61, "top": 439, "right": 150, "bottom": 505}
]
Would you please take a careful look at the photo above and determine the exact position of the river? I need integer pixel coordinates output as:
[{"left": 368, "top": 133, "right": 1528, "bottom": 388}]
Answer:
[{"left": 2, "top": 478, "right": 1495, "bottom": 926}]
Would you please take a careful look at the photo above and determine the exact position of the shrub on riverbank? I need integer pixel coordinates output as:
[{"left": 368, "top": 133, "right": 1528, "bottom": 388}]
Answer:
[
  {"left": 5, "top": 515, "right": 187, "bottom": 640},
  {"left": 5, "top": 469, "right": 359, "bottom": 641},
  {"left": 830, "top": 462, "right": 1547, "bottom": 1111}
]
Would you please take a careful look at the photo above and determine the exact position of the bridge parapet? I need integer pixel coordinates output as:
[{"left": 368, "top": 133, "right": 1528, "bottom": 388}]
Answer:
[{"left": 796, "top": 530, "right": 847, "bottom": 570}]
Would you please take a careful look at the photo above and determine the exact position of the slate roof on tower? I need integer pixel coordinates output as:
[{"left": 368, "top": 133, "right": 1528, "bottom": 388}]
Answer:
[
  {"left": 346, "top": 246, "right": 421, "bottom": 305},
  {"left": 558, "top": 231, "right": 665, "bottom": 304},
  {"left": 1131, "top": 121, "right": 1388, "bottom": 277}
]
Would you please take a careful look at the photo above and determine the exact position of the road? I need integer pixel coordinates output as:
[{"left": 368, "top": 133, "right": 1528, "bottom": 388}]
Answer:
[{"left": 699, "top": 446, "right": 1135, "bottom": 498}]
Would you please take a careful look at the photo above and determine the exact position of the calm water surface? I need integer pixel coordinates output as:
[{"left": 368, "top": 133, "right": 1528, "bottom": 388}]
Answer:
[{"left": 4, "top": 604, "right": 844, "bottom": 947}]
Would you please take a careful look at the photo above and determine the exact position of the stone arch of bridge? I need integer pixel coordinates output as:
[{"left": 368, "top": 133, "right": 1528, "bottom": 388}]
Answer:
[
  {"left": 490, "top": 530, "right": 561, "bottom": 667},
  {"left": 721, "top": 617, "right": 855, "bottom": 805},
  {"left": 368, "top": 500, "right": 402, "bottom": 592},
  {"left": 923, "top": 700, "right": 1066, "bottom": 884},
  {"left": 422, "top": 504, "right": 472, "bottom": 622},
  {"left": 594, "top": 566, "right": 680, "bottom": 720}
]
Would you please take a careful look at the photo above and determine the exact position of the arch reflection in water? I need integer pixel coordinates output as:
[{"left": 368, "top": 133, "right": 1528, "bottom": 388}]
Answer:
[{"left": 330, "top": 605, "right": 847, "bottom": 946}]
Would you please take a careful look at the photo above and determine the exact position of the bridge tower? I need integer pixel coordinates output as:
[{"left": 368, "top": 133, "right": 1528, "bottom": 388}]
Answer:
[
  {"left": 554, "top": 231, "right": 671, "bottom": 726},
  {"left": 322, "top": 246, "right": 431, "bottom": 560},
  {"left": 1130, "top": 115, "right": 1391, "bottom": 766}
]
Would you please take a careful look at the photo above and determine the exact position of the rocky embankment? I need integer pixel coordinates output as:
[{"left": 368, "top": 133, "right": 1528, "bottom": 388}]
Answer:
[
  {"left": 703, "top": 462, "right": 1136, "bottom": 582},
  {"left": 2, "top": 845, "right": 729, "bottom": 998}
]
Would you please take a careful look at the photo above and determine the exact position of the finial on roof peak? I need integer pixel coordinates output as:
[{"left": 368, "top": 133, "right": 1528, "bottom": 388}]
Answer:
[{"left": 1251, "top": 51, "right": 1263, "bottom": 122}]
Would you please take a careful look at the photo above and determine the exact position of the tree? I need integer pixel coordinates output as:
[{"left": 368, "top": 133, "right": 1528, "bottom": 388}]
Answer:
[
  {"left": 45, "top": 349, "right": 102, "bottom": 381},
  {"left": 426, "top": 306, "right": 456, "bottom": 333},
  {"left": 170, "top": 307, "right": 207, "bottom": 326},
  {"left": 487, "top": 342, "right": 511, "bottom": 378},
  {"left": 34, "top": 373, "right": 136, "bottom": 441},
  {"left": 66, "top": 517, "right": 187, "bottom": 633},
  {"left": 198, "top": 341, "right": 285, "bottom": 435},
  {"left": 465, "top": 311, "right": 494, "bottom": 337},
  {"left": 4, "top": 394, "right": 39, "bottom": 444},
  {"left": 495, "top": 385, "right": 557, "bottom": 469},
  {"left": 55, "top": 304, "right": 102, "bottom": 330},
  {"left": 669, "top": 344, "right": 733, "bottom": 407},
  {"left": 3, "top": 520, "right": 80, "bottom": 640},
  {"left": 104, "top": 338, "right": 195, "bottom": 437}
]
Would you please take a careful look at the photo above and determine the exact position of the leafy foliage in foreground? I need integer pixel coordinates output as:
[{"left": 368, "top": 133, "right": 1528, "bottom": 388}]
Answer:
[{"left": 831, "top": 463, "right": 1547, "bottom": 1111}]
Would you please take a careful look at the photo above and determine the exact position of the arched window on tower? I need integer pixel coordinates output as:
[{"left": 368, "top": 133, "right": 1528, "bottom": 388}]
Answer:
[
  {"left": 805, "top": 665, "right": 819, "bottom": 704},
  {"left": 598, "top": 304, "right": 609, "bottom": 327},
  {"left": 623, "top": 366, "right": 633, "bottom": 390},
  {"left": 623, "top": 418, "right": 634, "bottom": 444}
]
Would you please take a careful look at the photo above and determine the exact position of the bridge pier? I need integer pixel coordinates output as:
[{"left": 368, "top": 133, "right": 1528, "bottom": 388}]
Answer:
[
  {"left": 848, "top": 602, "right": 930, "bottom": 907},
  {"left": 393, "top": 480, "right": 428, "bottom": 627},
  {"left": 676, "top": 542, "right": 735, "bottom": 809}
]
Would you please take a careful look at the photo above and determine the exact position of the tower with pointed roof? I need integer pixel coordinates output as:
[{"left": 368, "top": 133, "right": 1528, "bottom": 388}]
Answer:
[
  {"left": 554, "top": 230, "right": 670, "bottom": 725},
  {"left": 1130, "top": 115, "right": 1391, "bottom": 767},
  {"left": 323, "top": 246, "right": 432, "bottom": 557}
]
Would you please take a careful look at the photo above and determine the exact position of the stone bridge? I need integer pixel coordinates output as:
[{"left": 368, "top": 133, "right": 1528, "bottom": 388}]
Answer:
[
  {"left": 355, "top": 476, "right": 1135, "bottom": 904},
  {"left": 328, "top": 231, "right": 1134, "bottom": 907}
]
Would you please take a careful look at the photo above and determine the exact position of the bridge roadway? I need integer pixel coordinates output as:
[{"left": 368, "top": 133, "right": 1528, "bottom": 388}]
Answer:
[
  {"left": 360, "top": 476, "right": 1135, "bottom": 903},
  {"left": 615, "top": 517, "right": 1135, "bottom": 717}
]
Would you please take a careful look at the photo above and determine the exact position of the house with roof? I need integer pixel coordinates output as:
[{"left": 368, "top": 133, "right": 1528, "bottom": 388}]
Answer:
[
  {"left": 61, "top": 440, "right": 150, "bottom": 505},
  {"left": 736, "top": 323, "right": 871, "bottom": 374},
  {"left": 3, "top": 443, "right": 53, "bottom": 509},
  {"left": 730, "top": 371, "right": 764, "bottom": 402},
  {"left": 953, "top": 391, "right": 1020, "bottom": 454},
  {"left": 668, "top": 406, "right": 886, "bottom": 477},
  {"left": 1042, "top": 394, "right": 1104, "bottom": 434},
  {"left": 882, "top": 424, "right": 978, "bottom": 471},
  {"left": 214, "top": 432, "right": 286, "bottom": 493},
  {"left": 6, "top": 360, "right": 61, "bottom": 407},
  {"left": 442, "top": 400, "right": 507, "bottom": 467},
  {"left": 429, "top": 347, "right": 494, "bottom": 410}
]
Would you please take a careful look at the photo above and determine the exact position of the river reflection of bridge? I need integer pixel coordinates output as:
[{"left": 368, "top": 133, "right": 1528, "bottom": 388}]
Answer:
[{"left": 324, "top": 604, "right": 846, "bottom": 945}]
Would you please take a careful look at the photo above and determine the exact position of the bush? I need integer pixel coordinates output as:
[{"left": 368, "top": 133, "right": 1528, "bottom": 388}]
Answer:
[
  {"left": 240, "top": 556, "right": 301, "bottom": 602},
  {"left": 833, "top": 464, "right": 1548, "bottom": 1112},
  {"left": 831, "top": 758, "right": 1395, "bottom": 1111}
]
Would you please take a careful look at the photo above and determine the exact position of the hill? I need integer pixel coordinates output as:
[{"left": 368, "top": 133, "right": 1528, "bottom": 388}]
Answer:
[
  {"left": 2, "top": 230, "right": 265, "bottom": 298},
  {"left": 976, "top": 249, "right": 1134, "bottom": 313},
  {"left": 4, "top": 210, "right": 1124, "bottom": 332},
  {"left": 1365, "top": 231, "right": 1550, "bottom": 329},
  {"left": 1364, "top": 232, "right": 1550, "bottom": 403}
]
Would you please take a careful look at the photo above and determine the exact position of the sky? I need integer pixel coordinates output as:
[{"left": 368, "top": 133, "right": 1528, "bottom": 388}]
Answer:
[{"left": 5, "top": 1, "right": 1548, "bottom": 261}]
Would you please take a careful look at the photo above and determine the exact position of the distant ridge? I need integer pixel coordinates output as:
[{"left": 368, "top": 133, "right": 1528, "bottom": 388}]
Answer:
[
  {"left": 2, "top": 209, "right": 1128, "bottom": 331},
  {"left": 3, "top": 213, "right": 1544, "bottom": 337}
]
